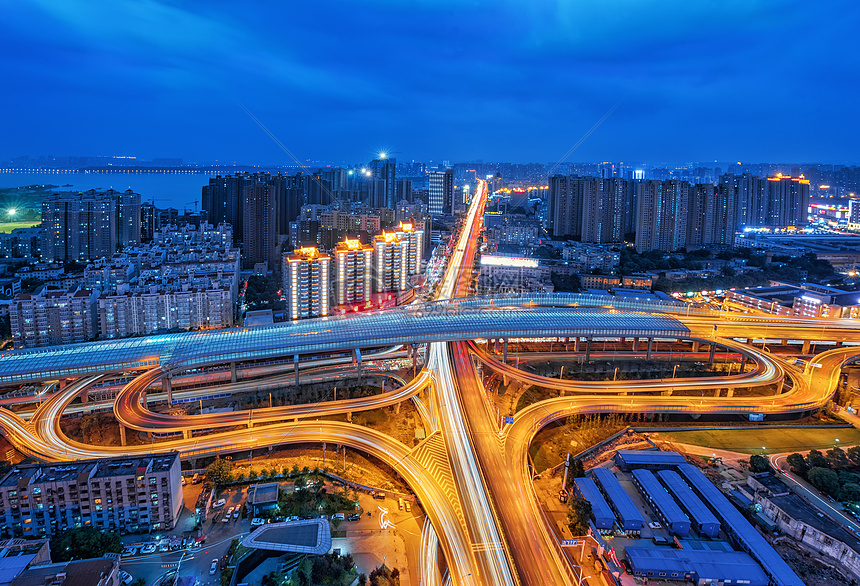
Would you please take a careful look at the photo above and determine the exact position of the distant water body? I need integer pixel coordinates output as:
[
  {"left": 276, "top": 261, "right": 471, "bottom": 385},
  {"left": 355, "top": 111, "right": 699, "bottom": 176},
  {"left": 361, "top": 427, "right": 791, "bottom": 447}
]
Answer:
[{"left": 0, "top": 171, "right": 217, "bottom": 210}]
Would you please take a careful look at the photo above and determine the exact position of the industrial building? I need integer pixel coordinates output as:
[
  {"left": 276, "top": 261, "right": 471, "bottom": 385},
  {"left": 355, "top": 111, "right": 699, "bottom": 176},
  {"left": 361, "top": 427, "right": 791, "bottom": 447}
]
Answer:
[
  {"left": 631, "top": 469, "right": 690, "bottom": 537},
  {"left": 602, "top": 449, "right": 804, "bottom": 586},
  {"left": 615, "top": 449, "right": 686, "bottom": 472},
  {"left": 656, "top": 469, "right": 721, "bottom": 538},
  {"left": 625, "top": 547, "right": 769, "bottom": 586},
  {"left": 571, "top": 478, "right": 616, "bottom": 531},
  {"left": 590, "top": 468, "right": 644, "bottom": 534},
  {"left": 676, "top": 463, "right": 804, "bottom": 586}
]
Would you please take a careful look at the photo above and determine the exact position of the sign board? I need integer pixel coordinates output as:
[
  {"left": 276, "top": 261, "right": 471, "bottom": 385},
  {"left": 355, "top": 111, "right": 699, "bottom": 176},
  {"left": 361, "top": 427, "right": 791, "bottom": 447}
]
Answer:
[
  {"left": 561, "top": 540, "right": 579, "bottom": 547},
  {"left": 504, "top": 416, "right": 514, "bottom": 424},
  {"left": 809, "top": 362, "right": 823, "bottom": 368}
]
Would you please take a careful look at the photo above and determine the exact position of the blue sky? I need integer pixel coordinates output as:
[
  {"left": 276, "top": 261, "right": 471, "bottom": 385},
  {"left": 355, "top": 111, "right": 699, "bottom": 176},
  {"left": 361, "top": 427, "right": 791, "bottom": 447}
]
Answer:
[{"left": 2, "top": 0, "right": 858, "bottom": 164}]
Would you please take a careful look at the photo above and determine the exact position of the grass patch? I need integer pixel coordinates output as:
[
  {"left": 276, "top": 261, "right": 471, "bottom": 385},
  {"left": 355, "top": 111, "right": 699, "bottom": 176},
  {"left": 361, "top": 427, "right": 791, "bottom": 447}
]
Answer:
[
  {"left": 659, "top": 426, "right": 860, "bottom": 454},
  {"left": 0, "top": 222, "right": 39, "bottom": 233}
]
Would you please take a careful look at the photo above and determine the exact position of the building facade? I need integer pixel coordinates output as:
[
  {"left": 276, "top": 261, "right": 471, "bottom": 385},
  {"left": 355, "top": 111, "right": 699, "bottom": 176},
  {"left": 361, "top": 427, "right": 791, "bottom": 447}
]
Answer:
[
  {"left": 332, "top": 238, "right": 373, "bottom": 307},
  {"left": 9, "top": 286, "right": 99, "bottom": 348},
  {"left": 282, "top": 247, "right": 330, "bottom": 320},
  {"left": 0, "top": 452, "right": 182, "bottom": 538}
]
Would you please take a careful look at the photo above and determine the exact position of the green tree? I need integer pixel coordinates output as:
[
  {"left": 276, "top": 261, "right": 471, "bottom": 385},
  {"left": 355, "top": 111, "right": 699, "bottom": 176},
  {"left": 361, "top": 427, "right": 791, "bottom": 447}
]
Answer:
[
  {"left": 748, "top": 455, "right": 770, "bottom": 473},
  {"left": 50, "top": 526, "right": 122, "bottom": 561},
  {"left": 847, "top": 446, "right": 860, "bottom": 467},
  {"left": 806, "top": 449, "right": 828, "bottom": 469},
  {"left": 786, "top": 453, "right": 808, "bottom": 475},
  {"left": 808, "top": 467, "right": 840, "bottom": 496},
  {"left": 827, "top": 446, "right": 850, "bottom": 468},
  {"left": 207, "top": 457, "right": 233, "bottom": 485},
  {"left": 840, "top": 482, "right": 860, "bottom": 503},
  {"left": 567, "top": 496, "right": 592, "bottom": 536}
]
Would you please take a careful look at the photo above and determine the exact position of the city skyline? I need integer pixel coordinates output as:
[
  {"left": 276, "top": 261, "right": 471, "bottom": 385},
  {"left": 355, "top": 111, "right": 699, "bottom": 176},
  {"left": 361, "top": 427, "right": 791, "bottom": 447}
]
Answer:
[{"left": 2, "top": 1, "right": 859, "bottom": 164}]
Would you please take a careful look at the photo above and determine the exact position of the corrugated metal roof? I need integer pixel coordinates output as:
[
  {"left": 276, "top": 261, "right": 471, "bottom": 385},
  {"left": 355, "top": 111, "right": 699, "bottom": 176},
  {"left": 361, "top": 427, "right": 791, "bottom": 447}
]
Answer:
[
  {"left": 656, "top": 469, "right": 720, "bottom": 538},
  {"left": 625, "top": 547, "right": 769, "bottom": 586},
  {"left": 591, "top": 468, "right": 644, "bottom": 529},
  {"left": 573, "top": 477, "right": 616, "bottom": 529},
  {"left": 677, "top": 464, "right": 804, "bottom": 586},
  {"left": 631, "top": 469, "right": 690, "bottom": 535}
]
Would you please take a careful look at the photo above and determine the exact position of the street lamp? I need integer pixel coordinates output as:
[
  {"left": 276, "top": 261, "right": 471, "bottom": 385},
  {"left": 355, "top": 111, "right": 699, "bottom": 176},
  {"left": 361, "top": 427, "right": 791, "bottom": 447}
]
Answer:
[
  {"left": 7, "top": 208, "right": 16, "bottom": 219},
  {"left": 672, "top": 364, "right": 679, "bottom": 378}
]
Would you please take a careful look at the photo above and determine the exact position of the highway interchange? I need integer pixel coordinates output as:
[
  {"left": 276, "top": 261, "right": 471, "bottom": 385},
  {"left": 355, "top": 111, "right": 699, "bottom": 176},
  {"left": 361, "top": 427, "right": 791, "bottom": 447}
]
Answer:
[{"left": 2, "top": 179, "right": 860, "bottom": 584}]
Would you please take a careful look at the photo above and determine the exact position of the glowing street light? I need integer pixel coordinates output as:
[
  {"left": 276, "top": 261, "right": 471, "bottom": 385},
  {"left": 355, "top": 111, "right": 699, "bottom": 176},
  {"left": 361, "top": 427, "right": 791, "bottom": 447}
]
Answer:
[
  {"left": 7, "top": 208, "right": 16, "bottom": 218},
  {"left": 379, "top": 151, "right": 387, "bottom": 159}
]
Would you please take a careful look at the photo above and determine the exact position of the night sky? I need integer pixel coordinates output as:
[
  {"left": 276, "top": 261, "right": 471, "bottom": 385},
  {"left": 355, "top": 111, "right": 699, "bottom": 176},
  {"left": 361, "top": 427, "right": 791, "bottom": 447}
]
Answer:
[{"left": 2, "top": 0, "right": 858, "bottom": 165}]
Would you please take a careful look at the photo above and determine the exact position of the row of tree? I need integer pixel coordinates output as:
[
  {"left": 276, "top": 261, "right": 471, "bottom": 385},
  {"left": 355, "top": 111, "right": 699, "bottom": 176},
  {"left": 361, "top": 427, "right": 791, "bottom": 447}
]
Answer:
[{"left": 786, "top": 447, "right": 860, "bottom": 502}]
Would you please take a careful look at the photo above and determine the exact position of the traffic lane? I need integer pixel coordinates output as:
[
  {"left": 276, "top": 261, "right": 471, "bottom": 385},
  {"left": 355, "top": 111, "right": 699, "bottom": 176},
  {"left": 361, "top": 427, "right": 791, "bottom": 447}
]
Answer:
[{"left": 452, "top": 341, "right": 576, "bottom": 586}]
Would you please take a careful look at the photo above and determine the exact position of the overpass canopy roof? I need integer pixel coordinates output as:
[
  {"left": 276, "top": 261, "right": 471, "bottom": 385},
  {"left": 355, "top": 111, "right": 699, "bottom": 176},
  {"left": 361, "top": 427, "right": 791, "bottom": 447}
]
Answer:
[{"left": 0, "top": 300, "right": 689, "bottom": 384}]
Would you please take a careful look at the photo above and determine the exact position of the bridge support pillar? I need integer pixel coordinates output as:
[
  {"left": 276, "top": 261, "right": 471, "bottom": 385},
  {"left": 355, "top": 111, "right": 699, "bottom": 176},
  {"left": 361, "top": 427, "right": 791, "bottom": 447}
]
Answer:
[
  {"left": 740, "top": 356, "right": 747, "bottom": 372},
  {"left": 781, "top": 339, "right": 788, "bottom": 346},
  {"left": 395, "top": 402, "right": 401, "bottom": 415},
  {"left": 709, "top": 343, "right": 717, "bottom": 366},
  {"left": 724, "top": 387, "right": 733, "bottom": 397},
  {"left": 836, "top": 341, "right": 844, "bottom": 348},
  {"left": 691, "top": 341, "right": 700, "bottom": 353},
  {"left": 646, "top": 338, "right": 653, "bottom": 360},
  {"left": 163, "top": 376, "right": 172, "bottom": 407},
  {"left": 183, "top": 430, "right": 191, "bottom": 439},
  {"left": 633, "top": 338, "right": 640, "bottom": 352},
  {"left": 585, "top": 337, "right": 592, "bottom": 362},
  {"left": 503, "top": 339, "right": 508, "bottom": 364},
  {"left": 347, "top": 411, "right": 352, "bottom": 422},
  {"left": 802, "top": 340, "right": 811, "bottom": 354},
  {"left": 294, "top": 354, "right": 300, "bottom": 386},
  {"left": 119, "top": 425, "right": 126, "bottom": 446},
  {"left": 230, "top": 362, "right": 237, "bottom": 383},
  {"left": 354, "top": 349, "right": 363, "bottom": 378},
  {"left": 574, "top": 337, "right": 581, "bottom": 352},
  {"left": 80, "top": 389, "right": 88, "bottom": 403}
]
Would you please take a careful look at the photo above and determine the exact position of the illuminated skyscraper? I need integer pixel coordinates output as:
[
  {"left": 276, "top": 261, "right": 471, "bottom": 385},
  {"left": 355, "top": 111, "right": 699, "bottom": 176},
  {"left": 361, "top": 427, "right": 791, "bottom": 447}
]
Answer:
[
  {"left": 635, "top": 180, "right": 690, "bottom": 252},
  {"left": 282, "top": 247, "right": 330, "bottom": 320},
  {"left": 374, "top": 231, "right": 408, "bottom": 292},
  {"left": 369, "top": 156, "right": 396, "bottom": 209},
  {"left": 766, "top": 173, "right": 810, "bottom": 227},
  {"left": 394, "top": 221, "right": 423, "bottom": 275},
  {"left": 333, "top": 238, "right": 373, "bottom": 307},
  {"left": 242, "top": 183, "right": 279, "bottom": 269},
  {"left": 41, "top": 190, "right": 140, "bottom": 261},
  {"left": 428, "top": 169, "right": 454, "bottom": 216}
]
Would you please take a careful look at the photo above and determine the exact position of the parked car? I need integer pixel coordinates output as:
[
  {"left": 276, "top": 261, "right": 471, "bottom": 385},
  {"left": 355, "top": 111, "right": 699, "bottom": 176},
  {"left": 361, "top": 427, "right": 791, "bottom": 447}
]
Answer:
[
  {"left": 331, "top": 513, "right": 345, "bottom": 521},
  {"left": 119, "top": 571, "right": 133, "bottom": 585},
  {"left": 210, "top": 560, "right": 218, "bottom": 575},
  {"left": 121, "top": 546, "right": 137, "bottom": 557},
  {"left": 140, "top": 543, "right": 157, "bottom": 554},
  {"left": 159, "top": 542, "right": 169, "bottom": 553},
  {"left": 347, "top": 513, "right": 361, "bottom": 522},
  {"left": 233, "top": 509, "right": 240, "bottom": 520},
  {"left": 405, "top": 502, "right": 411, "bottom": 513},
  {"left": 251, "top": 517, "right": 266, "bottom": 527},
  {"left": 213, "top": 499, "right": 226, "bottom": 508}
]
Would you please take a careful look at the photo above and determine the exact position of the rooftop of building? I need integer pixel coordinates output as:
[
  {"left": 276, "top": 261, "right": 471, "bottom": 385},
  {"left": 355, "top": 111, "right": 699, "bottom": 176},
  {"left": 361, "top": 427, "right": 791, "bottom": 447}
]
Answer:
[
  {"left": 625, "top": 547, "right": 768, "bottom": 585},
  {"left": 0, "top": 453, "right": 177, "bottom": 486},
  {"left": 247, "top": 483, "right": 280, "bottom": 506},
  {"left": 10, "top": 558, "right": 115, "bottom": 586},
  {"left": 241, "top": 519, "right": 331, "bottom": 555}
]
